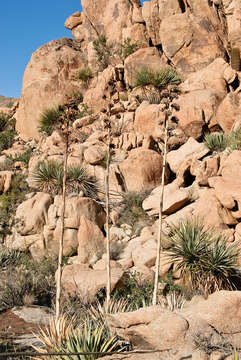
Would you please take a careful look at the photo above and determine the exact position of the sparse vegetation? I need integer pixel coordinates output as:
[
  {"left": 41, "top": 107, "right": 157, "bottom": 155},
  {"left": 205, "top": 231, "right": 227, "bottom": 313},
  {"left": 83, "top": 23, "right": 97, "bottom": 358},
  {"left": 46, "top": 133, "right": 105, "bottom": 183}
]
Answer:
[
  {"left": 134, "top": 67, "right": 181, "bottom": 89},
  {"left": 78, "top": 67, "right": 94, "bottom": 84},
  {"left": 204, "top": 129, "right": 241, "bottom": 152},
  {"left": 0, "top": 113, "right": 16, "bottom": 151},
  {"left": 7, "top": 147, "right": 33, "bottom": 165},
  {"left": 118, "top": 38, "right": 139, "bottom": 60},
  {"left": 0, "top": 173, "right": 30, "bottom": 238},
  {"left": 0, "top": 250, "right": 56, "bottom": 311},
  {"left": 166, "top": 218, "right": 241, "bottom": 295},
  {"left": 117, "top": 191, "right": 153, "bottom": 233},
  {"left": 39, "top": 106, "right": 61, "bottom": 136},
  {"left": 93, "top": 35, "right": 115, "bottom": 71}
]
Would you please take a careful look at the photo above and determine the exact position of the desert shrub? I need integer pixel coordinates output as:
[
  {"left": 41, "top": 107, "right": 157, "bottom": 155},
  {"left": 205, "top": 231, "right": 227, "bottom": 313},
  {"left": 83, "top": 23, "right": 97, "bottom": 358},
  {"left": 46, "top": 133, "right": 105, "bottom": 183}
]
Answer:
[
  {"left": 134, "top": 67, "right": 181, "bottom": 89},
  {"left": 117, "top": 191, "right": 153, "bottom": 233},
  {"left": 93, "top": 35, "right": 115, "bottom": 71},
  {"left": 32, "top": 160, "right": 99, "bottom": 198},
  {"left": 77, "top": 103, "right": 92, "bottom": 119},
  {"left": 0, "top": 173, "right": 30, "bottom": 237},
  {"left": 0, "top": 112, "right": 9, "bottom": 132},
  {"left": 6, "top": 100, "right": 14, "bottom": 108},
  {"left": 0, "top": 254, "right": 56, "bottom": 311},
  {"left": 0, "top": 129, "right": 16, "bottom": 151},
  {"left": 39, "top": 106, "right": 61, "bottom": 136},
  {"left": 228, "top": 128, "right": 241, "bottom": 151},
  {"left": 8, "top": 147, "right": 33, "bottom": 165},
  {"left": 78, "top": 67, "right": 94, "bottom": 83},
  {"left": 0, "top": 248, "right": 29, "bottom": 268},
  {"left": 204, "top": 133, "right": 228, "bottom": 152},
  {"left": 118, "top": 38, "right": 139, "bottom": 60},
  {"left": 166, "top": 218, "right": 241, "bottom": 295},
  {"left": 114, "top": 272, "right": 154, "bottom": 310}
]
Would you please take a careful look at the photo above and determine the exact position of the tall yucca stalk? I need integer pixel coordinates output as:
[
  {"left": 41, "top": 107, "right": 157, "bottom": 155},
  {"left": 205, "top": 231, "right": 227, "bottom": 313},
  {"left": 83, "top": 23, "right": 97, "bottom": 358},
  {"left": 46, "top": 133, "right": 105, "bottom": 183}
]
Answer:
[
  {"left": 152, "top": 87, "right": 180, "bottom": 305},
  {"left": 104, "top": 109, "right": 111, "bottom": 311},
  {"left": 55, "top": 114, "right": 70, "bottom": 321},
  {"left": 152, "top": 110, "right": 169, "bottom": 305}
]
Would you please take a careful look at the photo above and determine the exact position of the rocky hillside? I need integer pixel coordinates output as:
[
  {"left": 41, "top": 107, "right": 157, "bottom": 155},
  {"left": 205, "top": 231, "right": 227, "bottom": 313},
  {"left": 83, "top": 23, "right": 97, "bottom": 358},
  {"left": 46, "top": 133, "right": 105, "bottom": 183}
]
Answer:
[{"left": 1, "top": 0, "right": 241, "bottom": 357}]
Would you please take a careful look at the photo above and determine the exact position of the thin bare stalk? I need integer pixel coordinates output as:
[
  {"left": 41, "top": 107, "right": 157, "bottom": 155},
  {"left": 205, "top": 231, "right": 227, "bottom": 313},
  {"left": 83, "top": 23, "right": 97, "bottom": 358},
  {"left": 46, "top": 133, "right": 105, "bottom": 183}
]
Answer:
[
  {"left": 153, "top": 110, "right": 169, "bottom": 306},
  {"left": 56, "top": 128, "right": 69, "bottom": 320},
  {"left": 105, "top": 124, "right": 111, "bottom": 312}
]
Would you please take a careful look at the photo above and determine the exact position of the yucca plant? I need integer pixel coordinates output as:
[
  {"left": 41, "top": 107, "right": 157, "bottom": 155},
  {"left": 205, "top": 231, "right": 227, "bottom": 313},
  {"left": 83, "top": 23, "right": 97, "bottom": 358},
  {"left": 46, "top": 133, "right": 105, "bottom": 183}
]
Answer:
[
  {"left": 152, "top": 68, "right": 181, "bottom": 89},
  {"left": 39, "top": 107, "right": 61, "bottom": 136},
  {"left": 33, "top": 314, "right": 77, "bottom": 357},
  {"left": 31, "top": 161, "right": 99, "bottom": 198},
  {"left": 67, "top": 165, "right": 99, "bottom": 199},
  {"left": 134, "top": 67, "right": 181, "bottom": 89},
  {"left": 204, "top": 133, "right": 229, "bottom": 152},
  {"left": 56, "top": 320, "right": 121, "bottom": 360},
  {"left": 167, "top": 219, "right": 241, "bottom": 295},
  {"left": 31, "top": 160, "right": 63, "bottom": 195},
  {"left": 228, "top": 129, "right": 241, "bottom": 151}
]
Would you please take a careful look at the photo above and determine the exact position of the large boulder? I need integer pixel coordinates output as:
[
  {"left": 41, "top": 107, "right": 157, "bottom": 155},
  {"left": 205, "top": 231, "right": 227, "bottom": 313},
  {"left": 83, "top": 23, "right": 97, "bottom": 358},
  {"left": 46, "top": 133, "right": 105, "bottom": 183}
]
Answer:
[
  {"left": 15, "top": 38, "right": 84, "bottom": 140},
  {"left": 107, "top": 291, "right": 241, "bottom": 358},
  {"left": 119, "top": 148, "right": 169, "bottom": 192},
  {"left": 61, "top": 263, "right": 124, "bottom": 303}
]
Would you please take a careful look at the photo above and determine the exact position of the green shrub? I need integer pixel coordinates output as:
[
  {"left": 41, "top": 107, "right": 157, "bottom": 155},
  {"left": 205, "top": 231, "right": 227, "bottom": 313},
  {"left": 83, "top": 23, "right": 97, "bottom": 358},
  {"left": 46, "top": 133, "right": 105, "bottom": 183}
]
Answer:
[
  {"left": 78, "top": 67, "right": 94, "bottom": 83},
  {"left": 119, "top": 38, "right": 139, "bottom": 60},
  {"left": 0, "top": 113, "right": 9, "bottom": 132},
  {"left": 0, "top": 129, "right": 16, "bottom": 151},
  {"left": 166, "top": 218, "right": 241, "bottom": 295},
  {"left": 32, "top": 160, "right": 99, "bottom": 198},
  {"left": 0, "top": 174, "right": 30, "bottom": 237},
  {"left": 134, "top": 67, "right": 181, "bottom": 89},
  {"left": 39, "top": 106, "right": 61, "bottom": 136},
  {"left": 8, "top": 147, "right": 33, "bottom": 165},
  {"left": 114, "top": 272, "right": 154, "bottom": 310},
  {"left": 0, "top": 253, "right": 56, "bottom": 311},
  {"left": 204, "top": 133, "right": 228, "bottom": 152},
  {"left": 93, "top": 35, "right": 115, "bottom": 71},
  {"left": 228, "top": 129, "right": 241, "bottom": 151},
  {"left": 117, "top": 191, "right": 153, "bottom": 233}
]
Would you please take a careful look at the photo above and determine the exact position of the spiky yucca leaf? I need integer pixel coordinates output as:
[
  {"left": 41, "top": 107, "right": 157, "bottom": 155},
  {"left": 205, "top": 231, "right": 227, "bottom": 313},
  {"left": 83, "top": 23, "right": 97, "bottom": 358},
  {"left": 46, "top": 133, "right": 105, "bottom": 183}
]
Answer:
[
  {"left": 33, "top": 314, "right": 77, "bottom": 358},
  {"left": 152, "top": 68, "right": 181, "bottom": 89},
  {"left": 55, "top": 320, "right": 121, "bottom": 360}
]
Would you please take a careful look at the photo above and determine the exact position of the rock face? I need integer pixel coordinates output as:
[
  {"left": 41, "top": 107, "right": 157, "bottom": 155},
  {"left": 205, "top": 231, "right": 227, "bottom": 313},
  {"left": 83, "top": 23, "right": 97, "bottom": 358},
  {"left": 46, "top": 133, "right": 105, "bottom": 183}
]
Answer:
[
  {"left": 107, "top": 291, "right": 241, "bottom": 359},
  {"left": 15, "top": 38, "right": 84, "bottom": 140}
]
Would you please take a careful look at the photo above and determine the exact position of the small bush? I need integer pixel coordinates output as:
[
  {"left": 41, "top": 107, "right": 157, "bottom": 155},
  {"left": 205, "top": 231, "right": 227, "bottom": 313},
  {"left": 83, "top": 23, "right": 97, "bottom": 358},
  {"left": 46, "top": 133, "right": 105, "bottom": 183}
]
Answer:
[
  {"left": 166, "top": 218, "right": 241, "bottom": 295},
  {"left": 39, "top": 106, "right": 61, "bottom": 136},
  {"left": 8, "top": 147, "right": 33, "bottom": 165},
  {"left": 78, "top": 67, "right": 94, "bottom": 83},
  {"left": 0, "top": 173, "right": 30, "bottom": 237},
  {"left": 93, "top": 35, "right": 115, "bottom": 71},
  {"left": 0, "top": 253, "right": 56, "bottom": 311},
  {"left": 117, "top": 191, "right": 153, "bottom": 233},
  {"left": 204, "top": 133, "right": 228, "bottom": 152},
  {"left": 0, "top": 113, "right": 9, "bottom": 132},
  {"left": 134, "top": 66, "right": 181, "bottom": 89},
  {"left": 119, "top": 38, "right": 139, "bottom": 60},
  {"left": 0, "top": 129, "right": 16, "bottom": 151},
  {"left": 114, "top": 272, "right": 154, "bottom": 310}
]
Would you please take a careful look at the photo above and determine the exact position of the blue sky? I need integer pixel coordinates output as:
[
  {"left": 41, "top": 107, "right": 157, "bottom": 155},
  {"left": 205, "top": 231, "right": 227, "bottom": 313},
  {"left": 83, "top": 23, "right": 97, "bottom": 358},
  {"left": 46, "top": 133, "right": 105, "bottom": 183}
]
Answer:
[{"left": 0, "top": 0, "right": 149, "bottom": 98}]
